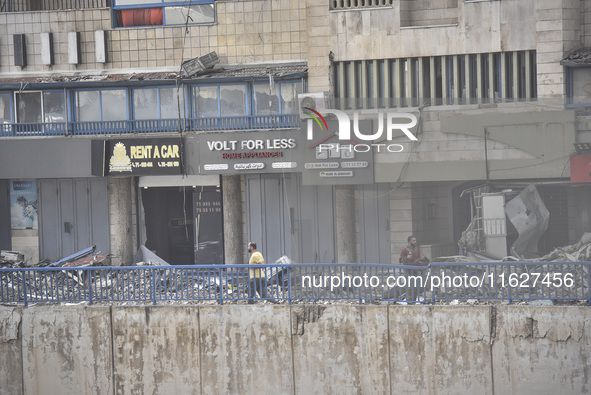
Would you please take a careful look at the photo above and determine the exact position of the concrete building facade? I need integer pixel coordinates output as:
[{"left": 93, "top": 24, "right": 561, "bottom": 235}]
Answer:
[{"left": 0, "top": 0, "right": 589, "bottom": 266}]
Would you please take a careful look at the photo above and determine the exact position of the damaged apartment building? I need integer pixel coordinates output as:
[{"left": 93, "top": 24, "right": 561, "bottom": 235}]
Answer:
[{"left": 0, "top": 0, "right": 590, "bottom": 267}]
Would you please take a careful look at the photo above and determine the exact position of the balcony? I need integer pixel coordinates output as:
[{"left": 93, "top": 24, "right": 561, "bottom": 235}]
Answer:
[{"left": 0, "top": 114, "right": 301, "bottom": 137}]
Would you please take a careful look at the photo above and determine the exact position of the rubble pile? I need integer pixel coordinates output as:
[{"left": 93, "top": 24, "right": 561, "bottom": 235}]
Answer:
[
  {"left": 0, "top": 251, "right": 25, "bottom": 268},
  {"left": 506, "top": 233, "right": 591, "bottom": 262}
]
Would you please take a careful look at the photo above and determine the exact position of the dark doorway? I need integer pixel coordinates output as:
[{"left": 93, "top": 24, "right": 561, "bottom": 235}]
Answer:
[
  {"left": 142, "top": 186, "right": 195, "bottom": 265},
  {"left": 142, "top": 185, "right": 224, "bottom": 265}
]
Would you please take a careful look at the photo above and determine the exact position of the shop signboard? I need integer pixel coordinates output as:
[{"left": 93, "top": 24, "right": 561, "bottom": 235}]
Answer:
[
  {"left": 195, "top": 130, "right": 303, "bottom": 175},
  {"left": 93, "top": 138, "right": 183, "bottom": 176}
]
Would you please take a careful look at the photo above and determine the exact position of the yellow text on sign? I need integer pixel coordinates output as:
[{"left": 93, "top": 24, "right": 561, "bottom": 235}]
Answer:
[{"left": 131, "top": 145, "right": 179, "bottom": 159}]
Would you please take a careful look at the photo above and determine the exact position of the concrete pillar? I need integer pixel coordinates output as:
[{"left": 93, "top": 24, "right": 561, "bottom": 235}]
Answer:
[
  {"left": 222, "top": 175, "right": 243, "bottom": 265},
  {"left": 335, "top": 186, "right": 356, "bottom": 263},
  {"left": 109, "top": 177, "right": 134, "bottom": 266}
]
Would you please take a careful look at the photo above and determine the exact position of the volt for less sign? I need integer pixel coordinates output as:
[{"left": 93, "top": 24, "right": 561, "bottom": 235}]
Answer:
[{"left": 92, "top": 138, "right": 183, "bottom": 176}]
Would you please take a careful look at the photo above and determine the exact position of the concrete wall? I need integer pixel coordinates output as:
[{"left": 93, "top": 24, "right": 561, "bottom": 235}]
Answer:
[{"left": 2, "top": 304, "right": 591, "bottom": 394}]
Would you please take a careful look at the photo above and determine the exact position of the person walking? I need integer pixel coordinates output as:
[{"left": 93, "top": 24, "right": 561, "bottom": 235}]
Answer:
[{"left": 247, "top": 241, "right": 267, "bottom": 303}]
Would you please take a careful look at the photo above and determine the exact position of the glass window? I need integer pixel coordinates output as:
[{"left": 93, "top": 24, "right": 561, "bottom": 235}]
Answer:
[
  {"left": 113, "top": 1, "right": 214, "bottom": 28},
  {"left": 102, "top": 90, "right": 127, "bottom": 121},
  {"left": 165, "top": 4, "right": 214, "bottom": 25},
  {"left": 76, "top": 91, "right": 100, "bottom": 122},
  {"left": 253, "top": 83, "right": 279, "bottom": 115},
  {"left": 15, "top": 92, "right": 42, "bottom": 123},
  {"left": 134, "top": 88, "right": 159, "bottom": 120},
  {"left": 43, "top": 91, "right": 66, "bottom": 123},
  {"left": 76, "top": 89, "right": 128, "bottom": 122},
  {"left": 194, "top": 85, "right": 218, "bottom": 117},
  {"left": 280, "top": 81, "right": 302, "bottom": 114},
  {"left": 160, "top": 87, "right": 185, "bottom": 119},
  {"left": 134, "top": 87, "right": 185, "bottom": 119},
  {"left": 572, "top": 68, "right": 591, "bottom": 106},
  {"left": 0, "top": 93, "right": 11, "bottom": 123},
  {"left": 220, "top": 85, "right": 246, "bottom": 117}
]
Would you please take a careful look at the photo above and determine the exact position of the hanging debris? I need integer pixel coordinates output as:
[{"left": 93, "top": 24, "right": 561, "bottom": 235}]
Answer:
[{"left": 505, "top": 185, "right": 550, "bottom": 258}]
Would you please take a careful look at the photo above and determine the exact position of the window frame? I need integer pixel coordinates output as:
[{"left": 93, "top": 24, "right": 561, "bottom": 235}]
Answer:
[
  {"left": 191, "top": 82, "right": 250, "bottom": 119},
  {"left": 112, "top": 0, "right": 215, "bottom": 28},
  {"left": 74, "top": 88, "right": 130, "bottom": 122},
  {"left": 13, "top": 90, "right": 67, "bottom": 124},
  {"left": 132, "top": 85, "right": 187, "bottom": 120},
  {"left": 0, "top": 91, "right": 13, "bottom": 124},
  {"left": 251, "top": 80, "right": 303, "bottom": 116},
  {"left": 566, "top": 66, "right": 591, "bottom": 108}
]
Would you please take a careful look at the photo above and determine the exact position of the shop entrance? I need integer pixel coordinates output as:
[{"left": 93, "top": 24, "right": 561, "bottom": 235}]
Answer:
[{"left": 141, "top": 186, "right": 223, "bottom": 265}]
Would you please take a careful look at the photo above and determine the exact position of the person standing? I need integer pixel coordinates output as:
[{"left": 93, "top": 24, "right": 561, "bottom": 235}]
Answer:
[
  {"left": 247, "top": 241, "right": 267, "bottom": 303},
  {"left": 399, "top": 235, "right": 430, "bottom": 265},
  {"left": 399, "top": 235, "right": 430, "bottom": 302}
]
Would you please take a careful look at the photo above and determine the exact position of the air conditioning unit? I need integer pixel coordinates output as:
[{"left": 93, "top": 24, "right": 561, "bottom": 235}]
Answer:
[{"left": 298, "top": 92, "right": 329, "bottom": 118}]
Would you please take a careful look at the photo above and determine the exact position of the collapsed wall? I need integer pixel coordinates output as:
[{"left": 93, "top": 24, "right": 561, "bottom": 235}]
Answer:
[{"left": 0, "top": 304, "right": 590, "bottom": 394}]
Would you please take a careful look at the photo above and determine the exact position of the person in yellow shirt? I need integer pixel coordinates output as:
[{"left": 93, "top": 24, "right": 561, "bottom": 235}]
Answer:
[{"left": 247, "top": 241, "right": 267, "bottom": 303}]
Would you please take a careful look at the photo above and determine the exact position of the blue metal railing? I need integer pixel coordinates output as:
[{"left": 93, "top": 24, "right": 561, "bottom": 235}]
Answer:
[
  {"left": 1, "top": 262, "right": 589, "bottom": 306},
  {"left": 189, "top": 114, "right": 299, "bottom": 132},
  {"left": 0, "top": 115, "right": 300, "bottom": 138}
]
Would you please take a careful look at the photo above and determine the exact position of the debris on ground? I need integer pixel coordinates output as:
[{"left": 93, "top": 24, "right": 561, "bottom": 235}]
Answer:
[
  {"left": 0, "top": 251, "right": 25, "bottom": 268},
  {"left": 133, "top": 245, "right": 171, "bottom": 266}
]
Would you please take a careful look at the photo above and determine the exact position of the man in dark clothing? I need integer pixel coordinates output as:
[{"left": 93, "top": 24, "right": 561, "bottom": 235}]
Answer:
[
  {"left": 399, "top": 235, "right": 430, "bottom": 265},
  {"left": 399, "top": 235, "right": 430, "bottom": 302}
]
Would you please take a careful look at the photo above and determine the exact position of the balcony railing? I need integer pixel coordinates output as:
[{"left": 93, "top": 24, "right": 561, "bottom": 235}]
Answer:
[
  {"left": 0, "top": 114, "right": 300, "bottom": 137},
  {"left": 0, "top": 0, "right": 109, "bottom": 12},
  {"left": 1, "top": 262, "right": 589, "bottom": 306}
]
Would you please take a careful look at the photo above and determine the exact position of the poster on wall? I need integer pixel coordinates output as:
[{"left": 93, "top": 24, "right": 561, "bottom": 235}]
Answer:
[{"left": 10, "top": 180, "right": 38, "bottom": 230}]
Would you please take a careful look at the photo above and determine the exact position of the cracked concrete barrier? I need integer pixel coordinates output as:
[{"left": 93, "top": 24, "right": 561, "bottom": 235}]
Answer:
[
  {"left": 111, "top": 306, "right": 200, "bottom": 394},
  {"left": 22, "top": 305, "right": 113, "bottom": 395},
  {"left": 0, "top": 306, "right": 23, "bottom": 395},
  {"left": 493, "top": 306, "right": 591, "bottom": 395},
  {"left": 291, "top": 305, "right": 390, "bottom": 394},
  {"left": 199, "top": 305, "right": 293, "bottom": 394},
  {"left": 389, "top": 306, "right": 493, "bottom": 394}
]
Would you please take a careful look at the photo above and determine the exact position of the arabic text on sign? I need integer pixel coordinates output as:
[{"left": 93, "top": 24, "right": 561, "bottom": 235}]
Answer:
[{"left": 234, "top": 163, "right": 265, "bottom": 170}]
